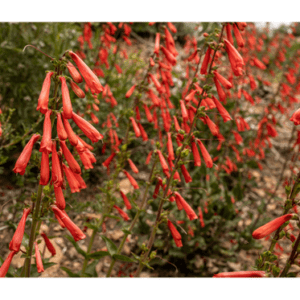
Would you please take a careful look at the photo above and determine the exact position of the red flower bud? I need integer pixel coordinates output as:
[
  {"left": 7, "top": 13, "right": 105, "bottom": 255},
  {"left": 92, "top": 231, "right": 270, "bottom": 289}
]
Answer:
[
  {"left": 54, "top": 186, "right": 66, "bottom": 210},
  {"left": 157, "top": 150, "right": 170, "bottom": 174},
  {"left": 252, "top": 214, "right": 293, "bottom": 239},
  {"left": 69, "top": 51, "right": 103, "bottom": 94},
  {"left": 73, "top": 172, "right": 87, "bottom": 190},
  {"left": 113, "top": 205, "right": 130, "bottom": 221},
  {"left": 200, "top": 46, "right": 212, "bottom": 75},
  {"left": 70, "top": 80, "right": 85, "bottom": 98},
  {"left": 102, "top": 152, "right": 116, "bottom": 168},
  {"left": 56, "top": 112, "right": 68, "bottom": 141},
  {"left": 0, "top": 251, "right": 16, "bottom": 277},
  {"left": 67, "top": 61, "right": 83, "bottom": 83},
  {"left": 253, "top": 57, "right": 266, "bottom": 70},
  {"left": 213, "top": 271, "right": 265, "bottom": 278},
  {"left": 37, "top": 72, "right": 54, "bottom": 114},
  {"left": 51, "top": 141, "right": 63, "bottom": 188},
  {"left": 137, "top": 122, "right": 148, "bottom": 141},
  {"left": 128, "top": 159, "right": 139, "bottom": 174},
  {"left": 213, "top": 71, "right": 232, "bottom": 89},
  {"left": 196, "top": 139, "right": 213, "bottom": 168},
  {"left": 223, "top": 39, "right": 244, "bottom": 76},
  {"left": 180, "top": 164, "right": 192, "bottom": 183},
  {"left": 9, "top": 208, "right": 31, "bottom": 252},
  {"left": 34, "top": 242, "right": 44, "bottom": 273},
  {"left": 62, "top": 115, "right": 78, "bottom": 146},
  {"left": 39, "top": 151, "right": 50, "bottom": 186},
  {"left": 167, "top": 220, "right": 183, "bottom": 247},
  {"left": 59, "top": 140, "right": 81, "bottom": 174},
  {"left": 154, "top": 33, "right": 160, "bottom": 56},
  {"left": 120, "top": 191, "right": 132, "bottom": 210},
  {"left": 62, "top": 163, "right": 81, "bottom": 193},
  {"left": 13, "top": 134, "right": 41, "bottom": 175},
  {"left": 191, "top": 140, "right": 201, "bottom": 167},
  {"left": 179, "top": 100, "right": 189, "bottom": 122},
  {"left": 125, "top": 84, "right": 136, "bottom": 98},
  {"left": 123, "top": 170, "right": 139, "bottom": 189},
  {"left": 59, "top": 77, "right": 73, "bottom": 119},
  {"left": 51, "top": 206, "right": 86, "bottom": 241},
  {"left": 212, "top": 95, "right": 232, "bottom": 122},
  {"left": 225, "top": 24, "right": 234, "bottom": 45},
  {"left": 41, "top": 232, "right": 56, "bottom": 256},
  {"left": 174, "top": 192, "right": 198, "bottom": 221},
  {"left": 167, "top": 133, "right": 175, "bottom": 161},
  {"left": 129, "top": 117, "right": 141, "bottom": 138},
  {"left": 39, "top": 110, "right": 52, "bottom": 153},
  {"left": 145, "top": 151, "right": 153, "bottom": 165},
  {"left": 72, "top": 112, "right": 103, "bottom": 143},
  {"left": 160, "top": 46, "right": 177, "bottom": 66},
  {"left": 232, "top": 23, "right": 245, "bottom": 47}
]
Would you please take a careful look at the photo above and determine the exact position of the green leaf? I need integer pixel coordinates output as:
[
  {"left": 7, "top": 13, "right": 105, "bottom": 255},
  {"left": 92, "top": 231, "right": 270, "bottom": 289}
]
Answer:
[
  {"left": 101, "top": 235, "right": 118, "bottom": 256},
  {"left": 65, "top": 235, "right": 87, "bottom": 258},
  {"left": 122, "top": 229, "right": 132, "bottom": 235},
  {"left": 84, "top": 260, "right": 98, "bottom": 277},
  {"left": 88, "top": 251, "right": 110, "bottom": 259},
  {"left": 112, "top": 254, "right": 137, "bottom": 263},
  {"left": 60, "top": 266, "right": 81, "bottom": 277}
]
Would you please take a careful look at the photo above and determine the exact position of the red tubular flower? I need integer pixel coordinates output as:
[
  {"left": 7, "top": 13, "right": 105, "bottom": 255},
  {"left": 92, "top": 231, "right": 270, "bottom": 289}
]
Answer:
[
  {"left": 125, "top": 84, "right": 136, "bottom": 98},
  {"left": 212, "top": 95, "right": 232, "bottom": 122},
  {"left": 196, "top": 139, "right": 213, "bottom": 168},
  {"left": 73, "top": 172, "right": 87, "bottom": 190},
  {"left": 39, "top": 110, "right": 52, "bottom": 153},
  {"left": 153, "top": 177, "right": 163, "bottom": 198},
  {"left": 145, "top": 151, "right": 152, "bottom": 165},
  {"left": 200, "top": 46, "right": 212, "bottom": 75},
  {"left": 59, "top": 140, "right": 81, "bottom": 174},
  {"left": 157, "top": 150, "right": 170, "bottom": 174},
  {"left": 160, "top": 46, "right": 177, "bottom": 66},
  {"left": 90, "top": 113, "right": 99, "bottom": 124},
  {"left": 68, "top": 51, "right": 103, "bottom": 94},
  {"left": 129, "top": 117, "right": 141, "bottom": 138},
  {"left": 225, "top": 24, "right": 234, "bottom": 45},
  {"left": 51, "top": 206, "right": 86, "bottom": 241},
  {"left": 56, "top": 112, "right": 68, "bottom": 141},
  {"left": 36, "top": 71, "right": 54, "bottom": 114},
  {"left": 41, "top": 232, "right": 56, "bottom": 256},
  {"left": 51, "top": 141, "right": 63, "bottom": 188},
  {"left": 34, "top": 242, "right": 44, "bottom": 273},
  {"left": 232, "top": 130, "right": 243, "bottom": 145},
  {"left": 148, "top": 73, "right": 163, "bottom": 93},
  {"left": 191, "top": 140, "right": 201, "bottom": 167},
  {"left": 77, "top": 135, "right": 93, "bottom": 151},
  {"left": 213, "top": 271, "right": 265, "bottom": 278},
  {"left": 123, "top": 170, "right": 139, "bottom": 189},
  {"left": 54, "top": 186, "right": 66, "bottom": 210},
  {"left": 198, "top": 207, "right": 205, "bottom": 228},
  {"left": 253, "top": 57, "right": 266, "bottom": 70},
  {"left": 39, "top": 151, "right": 50, "bottom": 186},
  {"left": 70, "top": 80, "right": 85, "bottom": 98},
  {"left": 223, "top": 38, "right": 244, "bottom": 76},
  {"left": 59, "top": 77, "right": 73, "bottom": 119},
  {"left": 173, "top": 116, "right": 181, "bottom": 132},
  {"left": 290, "top": 108, "right": 300, "bottom": 125},
  {"left": 213, "top": 76, "right": 226, "bottom": 103},
  {"left": 154, "top": 33, "right": 160, "bottom": 56},
  {"left": 120, "top": 191, "right": 132, "bottom": 210},
  {"left": 167, "top": 220, "right": 183, "bottom": 247},
  {"left": 128, "top": 158, "right": 139, "bottom": 174},
  {"left": 213, "top": 71, "right": 232, "bottom": 89},
  {"left": 180, "top": 165, "right": 192, "bottom": 183},
  {"left": 9, "top": 208, "right": 31, "bottom": 252},
  {"left": 242, "top": 89, "right": 254, "bottom": 105},
  {"left": 167, "top": 133, "right": 175, "bottom": 160},
  {"left": 137, "top": 122, "right": 148, "bottom": 141},
  {"left": 115, "top": 64, "right": 123, "bottom": 74},
  {"left": 103, "top": 152, "right": 116, "bottom": 168},
  {"left": 13, "top": 134, "right": 41, "bottom": 175},
  {"left": 167, "top": 22, "right": 177, "bottom": 33},
  {"left": 0, "top": 251, "right": 16, "bottom": 277},
  {"left": 203, "top": 115, "right": 219, "bottom": 136},
  {"left": 232, "top": 23, "right": 245, "bottom": 47},
  {"left": 113, "top": 205, "right": 130, "bottom": 221},
  {"left": 174, "top": 192, "right": 198, "bottom": 220},
  {"left": 72, "top": 112, "right": 103, "bottom": 143},
  {"left": 143, "top": 104, "right": 153, "bottom": 122},
  {"left": 252, "top": 214, "right": 293, "bottom": 239},
  {"left": 63, "top": 115, "right": 78, "bottom": 146},
  {"left": 62, "top": 163, "right": 81, "bottom": 193},
  {"left": 67, "top": 61, "right": 83, "bottom": 83},
  {"left": 179, "top": 100, "right": 189, "bottom": 122},
  {"left": 236, "top": 22, "right": 247, "bottom": 31},
  {"left": 78, "top": 150, "right": 95, "bottom": 170}
]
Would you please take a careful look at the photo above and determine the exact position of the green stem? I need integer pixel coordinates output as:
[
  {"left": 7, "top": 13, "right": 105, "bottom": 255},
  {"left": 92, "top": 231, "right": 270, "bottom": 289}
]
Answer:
[{"left": 23, "top": 184, "right": 44, "bottom": 277}]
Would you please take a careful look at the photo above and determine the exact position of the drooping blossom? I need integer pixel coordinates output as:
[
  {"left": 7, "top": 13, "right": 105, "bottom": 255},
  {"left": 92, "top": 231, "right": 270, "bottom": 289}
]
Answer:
[
  {"left": 56, "top": 112, "right": 68, "bottom": 141},
  {"left": 51, "top": 206, "right": 86, "bottom": 241},
  {"left": 70, "top": 80, "right": 85, "bottom": 98},
  {"left": 167, "top": 220, "right": 183, "bottom": 247},
  {"left": 290, "top": 108, "right": 300, "bottom": 125},
  {"left": 196, "top": 139, "right": 213, "bottom": 168},
  {"left": 67, "top": 61, "right": 83, "bottom": 83},
  {"left": 113, "top": 205, "right": 130, "bottom": 221},
  {"left": 51, "top": 141, "right": 63, "bottom": 188},
  {"left": 41, "top": 232, "right": 56, "bottom": 256},
  {"left": 59, "top": 76, "right": 73, "bottom": 119},
  {"left": 39, "top": 110, "right": 52, "bottom": 153},
  {"left": 120, "top": 191, "right": 132, "bottom": 210},
  {"left": 39, "top": 151, "right": 50, "bottom": 186},
  {"left": 174, "top": 192, "right": 198, "bottom": 220},
  {"left": 72, "top": 112, "right": 103, "bottom": 143},
  {"left": 34, "top": 242, "right": 44, "bottom": 273},
  {"left": 125, "top": 84, "right": 136, "bottom": 98},
  {"left": 36, "top": 72, "right": 54, "bottom": 114},
  {"left": 252, "top": 214, "right": 293, "bottom": 239},
  {"left": 54, "top": 186, "right": 66, "bottom": 210},
  {"left": 213, "top": 271, "right": 265, "bottom": 278},
  {"left": 59, "top": 140, "right": 81, "bottom": 174},
  {"left": 223, "top": 38, "right": 244, "bottom": 76},
  {"left": 0, "top": 251, "right": 17, "bottom": 277},
  {"left": 62, "top": 163, "right": 81, "bottom": 193},
  {"left": 128, "top": 159, "right": 139, "bottom": 174},
  {"left": 68, "top": 51, "right": 103, "bottom": 94},
  {"left": 62, "top": 115, "right": 78, "bottom": 146},
  {"left": 123, "top": 170, "right": 139, "bottom": 189},
  {"left": 13, "top": 134, "right": 41, "bottom": 175}
]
